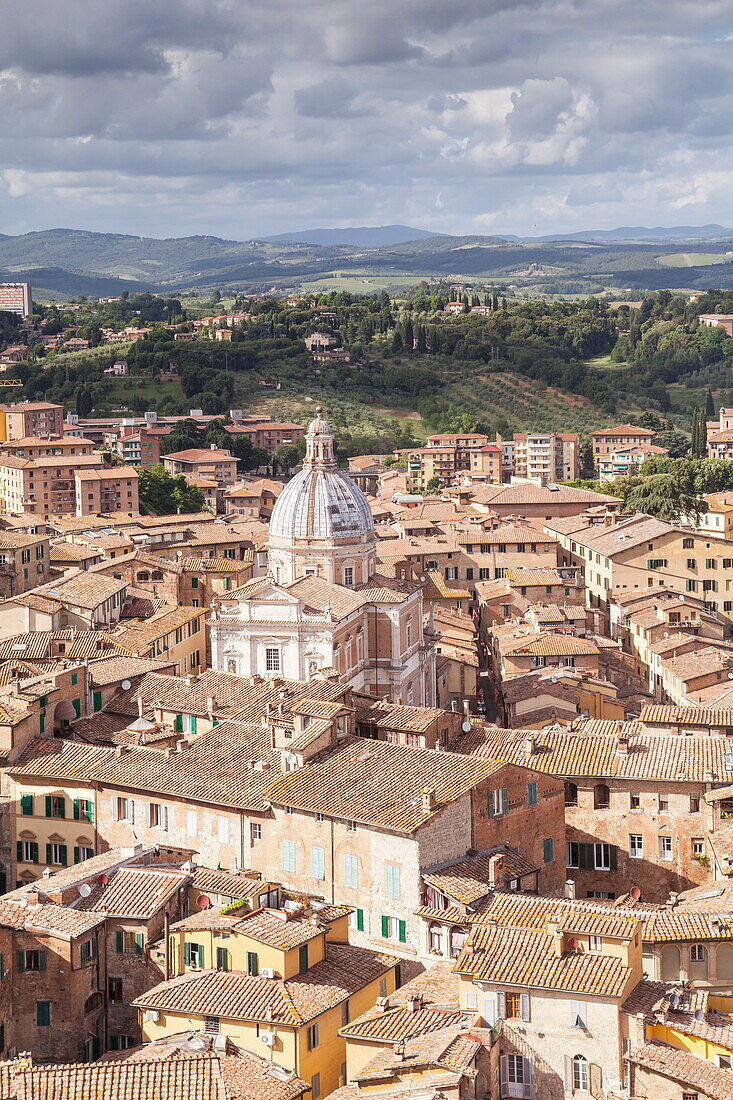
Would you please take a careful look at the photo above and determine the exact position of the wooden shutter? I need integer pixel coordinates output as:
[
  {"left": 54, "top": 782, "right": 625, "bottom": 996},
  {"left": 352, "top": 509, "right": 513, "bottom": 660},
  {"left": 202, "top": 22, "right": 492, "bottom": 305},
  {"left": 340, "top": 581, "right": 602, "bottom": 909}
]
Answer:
[
  {"left": 21, "top": 794, "right": 32, "bottom": 815},
  {"left": 183, "top": 941, "right": 191, "bottom": 965},
  {"left": 520, "top": 993, "right": 531, "bottom": 1022},
  {"left": 356, "top": 909, "right": 364, "bottom": 932},
  {"left": 609, "top": 845, "right": 618, "bottom": 872},
  {"left": 247, "top": 951, "right": 258, "bottom": 976},
  {"left": 112, "top": 795, "right": 119, "bottom": 820},
  {"left": 16, "top": 952, "right": 24, "bottom": 973},
  {"left": 570, "top": 999, "right": 586, "bottom": 1028},
  {"left": 93, "top": 691, "right": 102, "bottom": 712},
  {"left": 175, "top": 714, "right": 183, "bottom": 732},
  {"left": 73, "top": 847, "right": 80, "bottom": 865},
  {"left": 58, "top": 798, "right": 65, "bottom": 819},
  {"left": 497, "top": 991, "right": 506, "bottom": 1019},
  {"left": 73, "top": 799, "right": 80, "bottom": 821},
  {"left": 398, "top": 920, "right": 407, "bottom": 943},
  {"left": 590, "top": 1063, "right": 603, "bottom": 1099},
  {"left": 197, "top": 943, "right": 205, "bottom": 968},
  {"left": 45, "top": 843, "right": 52, "bottom": 865},
  {"left": 58, "top": 845, "right": 67, "bottom": 867},
  {"left": 31, "top": 842, "right": 38, "bottom": 863},
  {"left": 381, "top": 915, "right": 389, "bottom": 938},
  {"left": 564, "top": 1055, "right": 573, "bottom": 1092},
  {"left": 45, "top": 796, "right": 52, "bottom": 817},
  {"left": 39, "top": 951, "right": 46, "bottom": 972},
  {"left": 501, "top": 788, "right": 509, "bottom": 815},
  {"left": 162, "top": 805, "right": 169, "bottom": 831},
  {"left": 216, "top": 947, "right": 229, "bottom": 971},
  {"left": 135, "top": 933, "right": 144, "bottom": 955},
  {"left": 500, "top": 1055, "right": 508, "bottom": 1092},
  {"left": 483, "top": 996, "right": 496, "bottom": 1026},
  {"left": 16, "top": 841, "right": 22, "bottom": 863}
]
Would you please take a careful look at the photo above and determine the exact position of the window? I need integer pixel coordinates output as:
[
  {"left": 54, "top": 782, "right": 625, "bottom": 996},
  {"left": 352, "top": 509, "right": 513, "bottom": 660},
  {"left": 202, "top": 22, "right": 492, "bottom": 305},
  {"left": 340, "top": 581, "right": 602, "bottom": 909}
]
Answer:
[
  {"left": 629, "top": 793, "right": 640, "bottom": 810},
  {"left": 543, "top": 838, "right": 554, "bottom": 863},
  {"left": 343, "top": 853, "right": 359, "bottom": 890},
  {"left": 265, "top": 647, "right": 281, "bottom": 673},
  {"left": 47, "top": 843, "right": 67, "bottom": 866},
  {"left": 716, "top": 1056, "right": 732, "bottom": 1069},
  {"left": 36, "top": 1001, "right": 51, "bottom": 1027},
  {"left": 216, "top": 946, "right": 230, "bottom": 971},
  {"left": 381, "top": 915, "right": 407, "bottom": 942},
  {"left": 593, "top": 784, "right": 610, "bottom": 809},
  {"left": 406, "top": 619, "right": 412, "bottom": 647},
  {"left": 281, "top": 838, "right": 296, "bottom": 873},
  {"left": 595, "top": 843, "right": 612, "bottom": 870},
  {"left": 527, "top": 782, "right": 537, "bottom": 807},
  {"left": 344, "top": 567, "right": 353, "bottom": 586},
  {"left": 570, "top": 999, "right": 588, "bottom": 1027},
  {"left": 108, "top": 979, "right": 123, "bottom": 1003},
  {"left": 46, "top": 795, "right": 65, "bottom": 819},
  {"left": 79, "top": 938, "right": 97, "bottom": 966},
  {"left": 114, "top": 797, "right": 135, "bottom": 824},
  {"left": 204, "top": 1016, "right": 219, "bottom": 1034},
  {"left": 566, "top": 842, "right": 579, "bottom": 868},
  {"left": 307, "top": 1023, "right": 319, "bottom": 1050},
  {"left": 19, "top": 950, "right": 46, "bottom": 973},
  {"left": 565, "top": 782, "right": 578, "bottom": 807},
  {"left": 311, "top": 1072, "right": 321, "bottom": 1100},
  {"left": 629, "top": 833, "right": 644, "bottom": 859},
  {"left": 507, "top": 1053, "right": 526, "bottom": 1088},
  {"left": 658, "top": 793, "right": 669, "bottom": 812},
  {"left": 74, "top": 845, "right": 94, "bottom": 863},
  {"left": 346, "top": 820, "right": 357, "bottom": 833},
  {"left": 690, "top": 795, "right": 701, "bottom": 813},
  {"left": 349, "top": 908, "right": 364, "bottom": 933},
  {"left": 572, "top": 1055, "right": 588, "bottom": 1091},
  {"left": 683, "top": 538, "right": 694, "bottom": 549},
  {"left": 73, "top": 799, "right": 93, "bottom": 823},
  {"left": 692, "top": 838, "right": 705, "bottom": 857},
  {"left": 488, "top": 787, "right": 509, "bottom": 817},
  {"left": 116, "top": 931, "right": 143, "bottom": 955},
  {"left": 659, "top": 836, "right": 673, "bottom": 861},
  {"left": 588, "top": 936, "right": 601, "bottom": 953},
  {"left": 385, "top": 864, "right": 401, "bottom": 899},
  {"left": 251, "top": 822, "right": 262, "bottom": 843},
  {"left": 84, "top": 991, "right": 102, "bottom": 1014},
  {"left": 20, "top": 794, "right": 33, "bottom": 816},
  {"left": 311, "top": 846, "right": 325, "bottom": 881},
  {"left": 18, "top": 839, "right": 38, "bottom": 864},
  {"left": 246, "top": 950, "right": 259, "bottom": 975},
  {"left": 691, "top": 943, "right": 707, "bottom": 962}
]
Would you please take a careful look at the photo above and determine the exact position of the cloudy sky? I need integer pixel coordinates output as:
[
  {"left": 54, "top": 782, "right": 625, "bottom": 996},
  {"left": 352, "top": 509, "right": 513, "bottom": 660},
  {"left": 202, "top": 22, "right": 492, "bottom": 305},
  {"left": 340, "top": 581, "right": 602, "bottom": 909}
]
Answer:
[{"left": 1, "top": 0, "right": 732, "bottom": 239}]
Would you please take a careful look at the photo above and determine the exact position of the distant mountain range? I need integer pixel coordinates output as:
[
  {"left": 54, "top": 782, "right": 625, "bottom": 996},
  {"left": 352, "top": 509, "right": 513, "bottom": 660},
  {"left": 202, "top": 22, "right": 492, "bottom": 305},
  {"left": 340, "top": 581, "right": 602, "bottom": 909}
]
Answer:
[
  {"left": 262, "top": 225, "right": 439, "bottom": 247},
  {"left": 4, "top": 224, "right": 733, "bottom": 299}
]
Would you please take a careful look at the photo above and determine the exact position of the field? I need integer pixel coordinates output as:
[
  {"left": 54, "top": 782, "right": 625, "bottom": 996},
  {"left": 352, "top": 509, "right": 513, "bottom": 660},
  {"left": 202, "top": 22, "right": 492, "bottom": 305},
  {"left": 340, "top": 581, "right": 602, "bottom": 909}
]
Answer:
[{"left": 656, "top": 252, "right": 733, "bottom": 268}]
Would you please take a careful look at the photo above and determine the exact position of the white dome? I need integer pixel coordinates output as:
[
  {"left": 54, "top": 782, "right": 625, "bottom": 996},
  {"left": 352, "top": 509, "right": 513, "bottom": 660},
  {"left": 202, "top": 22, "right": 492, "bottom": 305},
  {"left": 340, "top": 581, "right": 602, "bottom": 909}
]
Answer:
[
  {"left": 269, "top": 409, "right": 374, "bottom": 542},
  {"left": 269, "top": 465, "right": 374, "bottom": 541}
]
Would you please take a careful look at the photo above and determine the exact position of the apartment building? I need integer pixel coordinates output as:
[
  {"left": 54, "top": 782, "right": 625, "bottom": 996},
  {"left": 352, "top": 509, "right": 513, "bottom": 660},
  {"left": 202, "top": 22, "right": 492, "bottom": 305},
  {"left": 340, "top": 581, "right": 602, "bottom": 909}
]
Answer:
[
  {"left": 490, "top": 622, "right": 601, "bottom": 680},
  {"left": 162, "top": 446, "right": 238, "bottom": 487},
  {"left": 0, "top": 452, "right": 139, "bottom": 520},
  {"left": 598, "top": 443, "right": 669, "bottom": 482},
  {"left": 0, "top": 282, "right": 32, "bottom": 317},
  {"left": 591, "top": 424, "right": 656, "bottom": 469},
  {"left": 136, "top": 905, "right": 398, "bottom": 1100},
  {"left": 1, "top": 434, "right": 94, "bottom": 459},
  {"left": 225, "top": 421, "right": 305, "bottom": 453},
  {"left": 512, "top": 431, "right": 580, "bottom": 483},
  {"left": 0, "top": 530, "right": 50, "bottom": 596},
  {"left": 0, "top": 402, "right": 63, "bottom": 441},
  {"left": 405, "top": 434, "right": 501, "bottom": 492},
  {"left": 455, "top": 720, "right": 733, "bottom": 900},
  {"left": 106, "top": 605, "right": 206, "bottom": 674},
  {"left": 459, "top": 481, "right": 620, "bottom": 531}
]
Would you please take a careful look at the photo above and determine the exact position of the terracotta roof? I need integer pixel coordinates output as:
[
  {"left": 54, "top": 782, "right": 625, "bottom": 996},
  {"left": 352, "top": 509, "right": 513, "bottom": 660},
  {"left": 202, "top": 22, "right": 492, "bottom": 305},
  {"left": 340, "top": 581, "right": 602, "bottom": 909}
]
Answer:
[
  {"left": 593, "top": 424, "right": 655, "bottom": 437},
  {"left": 164, "top": 448, "right": 235, "bottom": 462},
  {"left": 0, "top": 899, "right": 104, "bottom": 937},
  {"left": 107, "top": 606, "right": 205, "bottom": 654},
  {"left": 498, "top": 630, "right": 599, "bottom": 657},
  {"left": 134, "top": 943, "right": 396, "bottom": 1024},
  {"left": 640, "top": 704, "right": 733, "bottom": 727},
  {"left": 455, "top": 922, "right": 633, "bottom": 996},
  {"left": 265, "top": 736, "right": 506, "bottom": 833},
  {"left": 87, "top": 654, "right": 173, "bottom": 686},
  {"left": 423, "top": 845, "right": 538, "bottom": 903},
  {"left": 7, "top": 1054, "right": 228, "bottom": 1100},
  {"left": 75, "top": 867, "right": 188, "bottom": 918},
  {"left": 359, "top": 700, "right": 448, "bottom": 734},
  {"left": 353, "top": 1026, "right": 483, "bottom": 1083},
  {"left": 622, "top": 979, "right": 708, "bottom": 1020},
  {"left": 629, "top": 1040, "right": 733, "bottom": 1100},
  {"left": 191, "top": 868, "right": 270, "bottom": 901}
]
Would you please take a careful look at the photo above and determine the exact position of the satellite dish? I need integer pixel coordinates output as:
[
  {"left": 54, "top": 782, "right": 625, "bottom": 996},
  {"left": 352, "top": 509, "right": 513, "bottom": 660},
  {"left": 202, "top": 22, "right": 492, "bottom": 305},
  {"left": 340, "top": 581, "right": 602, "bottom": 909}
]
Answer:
[
  {"left": 663, "top": 632, "right": 669, "bottom": 639},
  {"left": 121, "top": 680, "right": 132, "bottom": 691},
  {"left": 78, "top": 883, "right": 92, "bottom": 898},
  {"left": 196, "top": 894, "right": 211, "bottom": 909},
  {"left": 97, "top": 874, "right": 109, "bottom": 887},
  {"left": 550, "top": 676, "right": 558, "bottom": 683},
  {"left": 461, "top": 720, "right": 472, "bottom": 733},
  {"left": 630, "top": 886, "right": 641, "bottom": 900}
]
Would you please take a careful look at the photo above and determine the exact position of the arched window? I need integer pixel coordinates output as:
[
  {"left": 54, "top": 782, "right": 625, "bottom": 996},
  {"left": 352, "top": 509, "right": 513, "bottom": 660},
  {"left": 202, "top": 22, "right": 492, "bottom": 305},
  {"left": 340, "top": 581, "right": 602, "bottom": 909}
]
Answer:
[
  {"left": 661, "top": 944, "right": 680, "bottom": 981},
  {"left": 689, "top": 942, "right": 709, "bottom": 980},
  {"left": 429, "top": 923, "right": 442, "bottom": 954},
  {"left": 565, "top": 782, "right": 578, "bottom": 807},
  {"left": 594, "top": 783, "right": 610, "bottom": 809},
  {"left": 573, "top": 1056, "right": 588, "bottom": 1091}
]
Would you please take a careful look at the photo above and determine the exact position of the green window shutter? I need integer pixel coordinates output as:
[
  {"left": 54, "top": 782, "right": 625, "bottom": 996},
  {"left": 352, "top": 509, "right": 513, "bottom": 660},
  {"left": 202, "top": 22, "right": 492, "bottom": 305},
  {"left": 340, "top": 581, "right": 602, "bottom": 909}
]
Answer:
[
  {"left": 197, "top": 943, "right": 204, "bottom": 968},
  {"left": 609, "top": 845, "right": 618, "bottom": 872},
  {"left": 39, "top": 951, "right": 46, "bottom": 972},
  {"left": 191, "top": 577, "right": 199, "bottom": 589},
  {"left": 299, "top": 944, "right": 309, "bottom": 973},
  {"left": 135, "top": 933, "right": 144, "bottom": 955},
  {"left": 58, "top": 845, "right": 67, "bottom": 866},
  {"left": 381, "top": 915, "right": 389, "bottom": 938},
  {"left": 71, "top": 672, "right": 78, "bottom": 686},
  {"left": 356, "top": 908, "right": 364, "bottom": 932},
  {"left": 395, "top": 963, "right": 402, "bottom": 989},
  {"left": 45, "top": 843, "right": 52, "bottom": 865},
  {"left": 36, "top": 1001, "right": 50, "bottom": 1027},
  {"left": 246, "top": 951, "right": 258, "bottom": 976},
  {"left": 93, "top": 691, "right": 102, "bottom": 712},
  {"left": 72, "top": 698, "right": 81, "bottom": 719},
  {"left": 578, "top": 843, "right": 591, "bottom": 870},
  {"left": 190, "top": 716, "right": 197, "bottom": 734},
  {"left": 45, "top": 795, "right": 51, "bottom": 817},
  {"left": 528, "top": 782, "right": 537, "bottom": 807},
  {"left": 216, "top": 947, "right": 229, "bottom": 971},
  {"left": 31, "top": 842, "right": 38, "bottom": 863},
  {"left": 73, "top": 799, "right": 80, "bottom": 820},
  {"left": 110, "top": 1035, "right": 119, "bottom": 1051},
  {"left": 16, "top": 841, "right": 22, "bottom": 863},
  {"left": 116, "top": 931, "right": 124, "bottom": 954},
  {"left": 58, "top": 798, "right": 65, "bottom": 819},
  {"left": 175, "top": 714, "right": 183, "bottom": 732},
  {"left": 73, "top": 847, "right": 80, "bottom": 864},
  {"left": 20, "top": 794, "right": 32, "bottom": 816},
  {"left": 39, "top": 713, "right": 45, "bottom": 735},
  {"left": 0, "top": 953, "right": 5, "bottom": 982},
  {"left": 398, "top": 920, "right": 407, "bottom": 943},
  {"left": 183, "top": 941, "right": 191, "bottom": 965},
  {"left": 501, "top": 788, "right": 509, "bottom": 815},
  {"left": 16, "top": 952, "right": 24, "bottom": 974},
  {"left": 543, "top": 838, "right": 554, "bottom": 863}
]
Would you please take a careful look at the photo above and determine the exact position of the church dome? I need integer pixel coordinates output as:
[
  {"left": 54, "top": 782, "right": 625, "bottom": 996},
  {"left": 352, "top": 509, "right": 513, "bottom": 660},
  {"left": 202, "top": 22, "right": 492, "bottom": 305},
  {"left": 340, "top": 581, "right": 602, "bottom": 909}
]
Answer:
[{"left": 269, "top": 408, "right": 375, "bottom": 542}]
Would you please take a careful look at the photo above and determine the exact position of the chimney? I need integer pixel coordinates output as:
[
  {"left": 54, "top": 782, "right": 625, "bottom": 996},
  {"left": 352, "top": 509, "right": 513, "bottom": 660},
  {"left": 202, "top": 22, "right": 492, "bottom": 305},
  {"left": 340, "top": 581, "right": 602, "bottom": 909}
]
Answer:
[
  {"left": 617, "top": 734, "right": 629, "bottom": 755},
  {"left": 487, "top": 853, "right": 504, "bottom": 888},
  {"left": 206, "top": 696, "right": 215, "bottom": 719},
  {"left": 565, "top": 879, "right": 576, "bottom": 900},
  {"left": 421, "top": 788, "right": 437, "bottom": 814},
  {"left": 522, "top": 734, "right": 535, "bottom": 757},
  {"left": 26, "top": 890, "right": 40, "bottom": 907},
  {"left": 405, "top": 993, "right": 422, "bottom": 1014},
  {"left": 115, "top": 745, "right": 128, "bottom": 757},
  {"left": 547, "top": 921, "right": 564, "bottom": 957},
  {"left": 375, "top": 996, "right": 391, "bottom": 1014}
]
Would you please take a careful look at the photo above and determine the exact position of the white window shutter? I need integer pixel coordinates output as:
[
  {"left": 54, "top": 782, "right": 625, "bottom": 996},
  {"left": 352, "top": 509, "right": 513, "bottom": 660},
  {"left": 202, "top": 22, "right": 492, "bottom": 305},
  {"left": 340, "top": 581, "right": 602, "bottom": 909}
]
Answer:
[
  {"left": 564, "top": 1055, "right": 573, "bottom": 1092},
  {"left": 129, "top": 800, "right": 136, "bottom": 825},
  {"left": 523, "top": 1058, "right": 533, "bottom": 1099},
  {"left": 520, "top": 993, "right": 530, "bottom": 1022},
  {"left": 162, "top": 805, "right": 169, "bottom": 831},
  {"left": 500, "top": 1055, "right": 508, "bottom": 1091},
  {"left": 483, "top": 996, "right": 495, "bottom": 1026},
  {"left": 497, "top": 991, "right": 506, "bottom": 1020},
  {"left": 111, "top": 796, "right": 119, "bottom": 820},
  {"left": 145, "top": 803, "right": 152, "bottom": 827}
]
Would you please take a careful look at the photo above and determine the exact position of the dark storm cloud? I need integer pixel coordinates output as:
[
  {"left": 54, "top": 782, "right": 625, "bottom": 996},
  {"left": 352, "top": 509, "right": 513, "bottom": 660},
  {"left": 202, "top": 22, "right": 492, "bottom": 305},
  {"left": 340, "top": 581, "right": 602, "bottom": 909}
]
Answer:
[{"left": 1, "top": 0, "right": 732, "bottom": 236}]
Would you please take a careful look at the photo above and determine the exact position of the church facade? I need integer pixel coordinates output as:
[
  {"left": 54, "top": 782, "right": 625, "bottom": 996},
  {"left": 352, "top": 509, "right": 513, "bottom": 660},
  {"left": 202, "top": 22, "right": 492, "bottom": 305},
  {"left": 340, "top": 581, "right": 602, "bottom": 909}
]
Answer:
[{"left": 210, "top": 409, "right": 436, "bottom": 705}]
